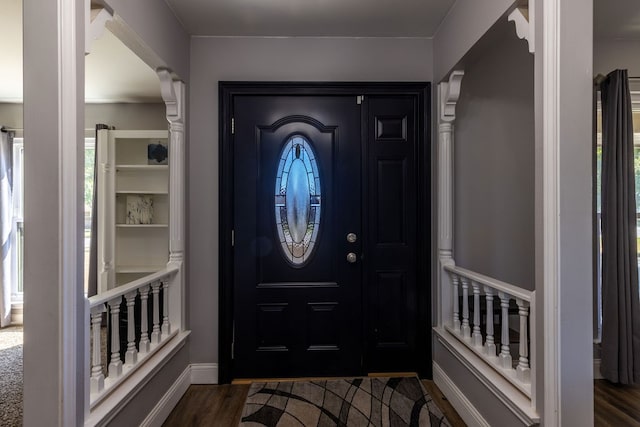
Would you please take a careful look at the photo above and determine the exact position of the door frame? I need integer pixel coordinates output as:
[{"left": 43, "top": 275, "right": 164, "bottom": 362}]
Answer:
[{"left": 219, "top": 82, "right": 431, "bottom": 383}]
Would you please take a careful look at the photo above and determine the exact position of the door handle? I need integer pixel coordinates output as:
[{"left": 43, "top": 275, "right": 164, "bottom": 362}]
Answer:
[{"left": 346, "top": 252, "right": 357, "bottom": 264}]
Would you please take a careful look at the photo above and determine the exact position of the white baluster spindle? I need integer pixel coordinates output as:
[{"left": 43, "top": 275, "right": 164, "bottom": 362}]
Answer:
[
  {"left": 461, "top": 277, "right": 471, "bottom": 338},
  {"left": 484, "top": 286, "right": 497, "bottom": 357},
  {"left": 124, "top": 290, "right": 138, "bottom": 365},
  {"left": 151, "top": 281, "right": 162, "bottom": 344},
  {"left": 452, "top": 273, "right": 461, "bottom": 332},
  {"left": 472, "top": 281, "right": 483, "bottom": 347},
  {"left": 516, "top": 298, "right": 531, "bottom": 383},
  {"left": 108, "top": 297, "right": 123, "bottom": 378},
  {"left": 90, "top": 305, "right": 105, "bottom": 394},
  {"left": 498, "top": 292, "right": 512, "bottom": 369},
  {"left": 139, "top": 285, "right": 151, "bottom": 353},
  {"left": 161, "top": 280, "right": 171, "bottom": 336}
]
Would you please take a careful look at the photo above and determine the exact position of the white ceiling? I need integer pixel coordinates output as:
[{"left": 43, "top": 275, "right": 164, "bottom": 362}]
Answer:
[{"left": 165, "top": 0, "right": 456, "bottom": 37}]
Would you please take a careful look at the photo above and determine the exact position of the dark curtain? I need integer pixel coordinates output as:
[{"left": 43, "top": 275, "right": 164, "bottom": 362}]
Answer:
[
  {"left": 88, "top": 124, "right": 109, "bottom": 297},
  {"left": 601, "top": 69, "right": 640, "bottom": 384}
]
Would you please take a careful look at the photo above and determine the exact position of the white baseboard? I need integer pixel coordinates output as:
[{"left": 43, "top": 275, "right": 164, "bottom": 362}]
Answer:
[
  {"left": 191, "top": 363, "right": 219, "bottom": 384},
  {"left": 140, "top": 365, "right": 191, "bottom": 427},
  {"left": 594, "top": 359, "right": 603, "bottom": 379},
  {"left": 140, "top": 363, "right": 219, "bottom": 426},
  {"left": 433, "top": 362, "right": 491, "bottom": 427}
]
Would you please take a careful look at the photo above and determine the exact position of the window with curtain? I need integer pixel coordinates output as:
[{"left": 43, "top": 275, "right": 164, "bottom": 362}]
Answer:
[
  {"left": 594, "top": 91, "right": 640, "bottom": 342},
  {"left": 9, "top": 137, "right": 97, "bottom": 303}
]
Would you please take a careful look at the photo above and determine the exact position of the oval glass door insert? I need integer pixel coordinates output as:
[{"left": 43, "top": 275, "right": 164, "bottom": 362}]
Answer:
[{"left": 274, "top": 135, "right": 321, "bottom": 266}]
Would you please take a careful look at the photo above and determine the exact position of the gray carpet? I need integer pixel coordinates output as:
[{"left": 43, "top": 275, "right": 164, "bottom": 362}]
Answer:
[
  {"left": 0, "top": 326, "right": 23, "bottom": 427},
  {"left": 240, "top": 376, "right": 450, "bottom": 427}
]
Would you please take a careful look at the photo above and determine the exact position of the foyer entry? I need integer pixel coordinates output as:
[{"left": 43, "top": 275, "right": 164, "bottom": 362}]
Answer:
[{"left": 219, "top": 83, "right": 431, "bottom": 381}]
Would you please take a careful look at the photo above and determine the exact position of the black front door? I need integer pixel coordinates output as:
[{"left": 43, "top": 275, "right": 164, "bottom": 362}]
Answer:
[
  {"left": 221, "top": 83, "right": 430, "bottom": 380},
  {"left": 233, "top": 96, "right": 363, "bottom": 377}
]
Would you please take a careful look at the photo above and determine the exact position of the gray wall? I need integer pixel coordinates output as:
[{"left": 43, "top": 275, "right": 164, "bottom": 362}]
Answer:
[
  {"left": 433, "top": 0, "right": 516, "bottom": 83},
  {"left": 453, "top": 28, "right": 535, "bottom": 290},
  {"left": 188, "top": 36, "right": 434, "bottom": 364},
  {"left": 0, "top": 103, "right": 167, "bottom": 130},
  {"left": 594, "top": 39, "right": 640, "bottom": 76}
]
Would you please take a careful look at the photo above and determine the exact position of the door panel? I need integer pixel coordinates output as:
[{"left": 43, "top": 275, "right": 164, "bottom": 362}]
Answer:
[
  {"left": 366, "top": 96, "right": 419, "bottom": 371},
  {"left": 233, "top": 96, "right": 362, "bottom": 378}
]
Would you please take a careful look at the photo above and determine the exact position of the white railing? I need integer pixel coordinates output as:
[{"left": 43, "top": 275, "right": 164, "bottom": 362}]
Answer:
[
  {"left": 87, "top": 266, "right": 179, "bottom": 407},
  {"left": 443, "top": 265, "right": 535, "bottom": 398}
]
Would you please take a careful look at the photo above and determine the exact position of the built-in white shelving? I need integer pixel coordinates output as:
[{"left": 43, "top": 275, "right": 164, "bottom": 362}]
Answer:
[{"left": 97, "top": 129, "right": 170, "bottom": 293}]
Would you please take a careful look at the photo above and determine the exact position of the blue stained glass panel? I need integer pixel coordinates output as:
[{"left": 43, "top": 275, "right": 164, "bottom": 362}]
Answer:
[{"left": 274, "top": 135, "right": 322, "bottom": 265}]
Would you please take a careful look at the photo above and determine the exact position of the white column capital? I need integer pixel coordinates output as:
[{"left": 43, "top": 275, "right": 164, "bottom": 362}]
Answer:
[{"left": 439, "top": 70, "right": 465, "bottom": 123}]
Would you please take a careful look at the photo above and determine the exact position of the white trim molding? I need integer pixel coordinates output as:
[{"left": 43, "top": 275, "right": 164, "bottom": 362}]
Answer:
[
  {"left": 140, "top": 365, "right": 191, "bottom": 427},
  {"left": 191, "top": 363, "right": 220, "bottom": 384},
  {"left": 508, "top": 1, "right": 535, "bottom": 54},
  {"left": 433, "top": 363, "right": 491, "bottom": 427},
  {"left": 86, "top": 7, "right": 113, "bottom": 55},
  {"left": 139, "top": 363, "right": 219, "bottom": 427}
]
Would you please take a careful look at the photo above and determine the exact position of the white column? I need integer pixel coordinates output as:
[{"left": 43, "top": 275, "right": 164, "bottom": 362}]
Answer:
[
  {"left": 461, "top": 277, "right": 471, "bottom": 338},
  {"left": 452, "top": 273, "right": 461, "bottom": 332},
  {"left": 158, "top": 70, "right": 185, "bottom": 334},
  {"left": 107, "top": 297, "right": 123, "bottom": 377},
  {"left": 139, "top": 285, "right": 151, "bottom": 353},
  {"left": 150, "top": 281, "right": 162, "bottom": 344},
  {"left": 472, "top": 281, "right": 482, "bottom": 347},
  {"left": 124, "top": 290, "right": 138, "bottom": 365},
  {"left": 90, "top": 306, "right": 105, "bottom": 394},
  {"left": 437, "top": 71, "right": 464, "bottom": 328},
  {"left": 484, "top": 286, "right": 497, "bottom": 357},
  {"left": 161, "top": 280, "right": 171, "bottom": 336},
  {"left": 498, "top": 292, "right": 513, "bottom": 369},
  {"left": 516, "top": 298, "right": 531, "bottom": 383}
]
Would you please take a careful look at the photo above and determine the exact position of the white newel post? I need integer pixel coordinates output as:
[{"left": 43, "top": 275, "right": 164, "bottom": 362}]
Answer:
[
  {"left": 438, "top": 71, "right": 464, "bottom": 328},
  {"left": 107, "top": 297, "right": 123, "bottom": 377},
  {"left": 124, "top": 290, "right": 138, "bottom": 365},
  {"left": 158, "top": 69, "right": 185, "bottom": 334},
  {"left": 498, "top": 292, "right": 513, "bottom": 369},
  {"left": 90, "top": 305, "right": 105, "bottom": 394},
  {"left": 516, "top": 298, "right": 531, "bottom": 383},
  {"left": 472, "top": 281, "right": 482, "bottom": 347},
  {"left": 139, "top": 286, "right": 150, "bottom": 353},
  {"left": 484, "top": 286, "right": 497, "bottom": 357}
]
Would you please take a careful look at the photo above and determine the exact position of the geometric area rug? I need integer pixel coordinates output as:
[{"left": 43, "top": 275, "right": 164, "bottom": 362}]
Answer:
[{"left": 240, "top": 376, "right": 451, "bottom": 426}]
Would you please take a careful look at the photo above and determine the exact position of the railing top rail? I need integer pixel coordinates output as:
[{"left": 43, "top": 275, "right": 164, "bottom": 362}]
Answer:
[
  {"left": 88, "top": 265, "right": 179, "bottom": 308},
  {"left": 444, "top": 264, "right": 533, "bottom": 301}
]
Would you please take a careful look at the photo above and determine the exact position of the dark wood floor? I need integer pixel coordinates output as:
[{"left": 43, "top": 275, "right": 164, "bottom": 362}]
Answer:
[
  {"left": 163, "top": 380, "right": 466, "bottom": 426},
  {"left": 164, "top": 379, "right": 640, "bottom": 426},
  {"left": 595, "top": 379, "right": 640, "bottom": 426}
]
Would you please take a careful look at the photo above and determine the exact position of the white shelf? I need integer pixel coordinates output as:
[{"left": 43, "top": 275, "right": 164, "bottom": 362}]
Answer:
[
  {"left": 116, "top": 190, "right": 168, "bottom": 195},
  {"left": 97, "top": 129, "right": 171, "bottom": 294},
  {"left": 116, "top": 165, "right": 169, "bottom": 171},
  {"left": 116, "top": 224, "right": 168, "bottom": 228}
]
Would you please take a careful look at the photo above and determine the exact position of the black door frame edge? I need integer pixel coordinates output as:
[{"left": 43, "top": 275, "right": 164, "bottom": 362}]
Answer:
[{"left": 219, "top": 82, "right": 431, "bottom": 383}]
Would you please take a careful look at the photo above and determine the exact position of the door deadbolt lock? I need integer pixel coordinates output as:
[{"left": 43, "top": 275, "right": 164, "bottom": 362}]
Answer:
[
  {"left": 346, "top": 233, "right": 357, "bottom": 243},
  {"left": 346, "top": 252, "right": 357, "bottom": 263}
]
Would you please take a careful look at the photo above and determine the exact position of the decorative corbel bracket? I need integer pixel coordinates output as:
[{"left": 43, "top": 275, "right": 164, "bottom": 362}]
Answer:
[
  {"left": 85, "top": 7, "right": 113, "bottom": 55},
  {"left": 157, "top": 68, "right": 185, "bottom": 124},
  {"left": 439, "top": 70, "right": 465, "bottom": 123},
  {"left": 508, "top": 0, "right": 535, "bottom": 54}
]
